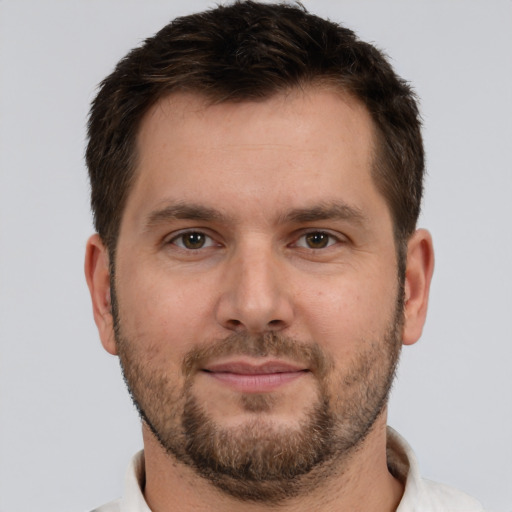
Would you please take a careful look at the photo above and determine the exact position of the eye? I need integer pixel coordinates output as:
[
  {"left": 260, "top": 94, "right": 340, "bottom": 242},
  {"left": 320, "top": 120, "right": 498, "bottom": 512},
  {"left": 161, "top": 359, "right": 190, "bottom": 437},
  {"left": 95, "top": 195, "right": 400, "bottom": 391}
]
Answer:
[
  {"left": 295, "top": 231, "right": 338, "bottom": 249},
  {"left": 170, "top": 231, "right": 216, "bottom": 250}
]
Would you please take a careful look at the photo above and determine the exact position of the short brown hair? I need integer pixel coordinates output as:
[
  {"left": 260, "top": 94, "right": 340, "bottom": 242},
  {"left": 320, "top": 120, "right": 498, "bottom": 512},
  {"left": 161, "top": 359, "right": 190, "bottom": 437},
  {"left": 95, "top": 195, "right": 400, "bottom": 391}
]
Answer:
[{"left": 86, "top": 0, "right": 423, "bottom": 258}]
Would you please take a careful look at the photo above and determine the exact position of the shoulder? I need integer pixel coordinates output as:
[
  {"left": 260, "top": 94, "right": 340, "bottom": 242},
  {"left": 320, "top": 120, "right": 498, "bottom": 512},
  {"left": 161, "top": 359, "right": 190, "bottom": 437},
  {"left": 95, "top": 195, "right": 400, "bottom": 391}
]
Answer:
[
  {"left": 387, "top": 428, "right": 486, "bottom": 512},
  {"left": 420, "top": 479, "right": 486, "bottom": 511},
  {"left": 89, "top": 498, "right": 122, "bottom": 512}
]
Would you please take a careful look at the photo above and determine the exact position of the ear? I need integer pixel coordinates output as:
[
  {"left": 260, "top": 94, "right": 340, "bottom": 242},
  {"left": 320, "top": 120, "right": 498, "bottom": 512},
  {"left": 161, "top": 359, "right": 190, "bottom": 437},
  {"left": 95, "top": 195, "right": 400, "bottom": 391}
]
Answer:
[
  {"left": 84, "top": 234, "right": 118, "bottom": 355},
  {"left": 402, "top": 229, "right": 435, "bottom": 346}
]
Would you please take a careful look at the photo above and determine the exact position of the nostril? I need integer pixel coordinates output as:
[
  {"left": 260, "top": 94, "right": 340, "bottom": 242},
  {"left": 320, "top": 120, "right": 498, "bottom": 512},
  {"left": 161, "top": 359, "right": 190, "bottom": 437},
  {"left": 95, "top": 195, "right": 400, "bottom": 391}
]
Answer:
[
  {"left": 224, "top": 318, "right": 284, "bottom": 332},
  {"left": 226, "top": 319, "right": 243, "bottom": 329}
]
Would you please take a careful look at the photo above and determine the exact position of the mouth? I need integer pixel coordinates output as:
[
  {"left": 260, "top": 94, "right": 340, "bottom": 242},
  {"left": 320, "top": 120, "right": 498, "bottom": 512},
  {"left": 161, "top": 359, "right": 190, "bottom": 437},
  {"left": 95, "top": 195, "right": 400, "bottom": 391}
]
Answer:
[{"left": 202, "top": 360, "right": 310, "bottom": 393}]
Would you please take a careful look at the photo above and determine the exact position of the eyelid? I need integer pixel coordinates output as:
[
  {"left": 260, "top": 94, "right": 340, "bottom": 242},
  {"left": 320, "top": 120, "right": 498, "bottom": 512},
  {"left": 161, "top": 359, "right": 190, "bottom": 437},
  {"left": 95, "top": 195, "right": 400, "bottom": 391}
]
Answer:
[
  {"left": 165, "top": 228, "right": 220, "bottom": 249},
  {"left": 292, "top": 229, "right": 346, "bottom": 249}
]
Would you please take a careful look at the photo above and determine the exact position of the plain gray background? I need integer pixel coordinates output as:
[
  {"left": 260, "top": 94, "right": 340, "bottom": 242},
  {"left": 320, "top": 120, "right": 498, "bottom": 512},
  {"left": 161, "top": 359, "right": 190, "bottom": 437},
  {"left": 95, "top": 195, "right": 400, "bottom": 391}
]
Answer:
[{"left": 0, "top": 1, "right": 511, "bottom": 511}]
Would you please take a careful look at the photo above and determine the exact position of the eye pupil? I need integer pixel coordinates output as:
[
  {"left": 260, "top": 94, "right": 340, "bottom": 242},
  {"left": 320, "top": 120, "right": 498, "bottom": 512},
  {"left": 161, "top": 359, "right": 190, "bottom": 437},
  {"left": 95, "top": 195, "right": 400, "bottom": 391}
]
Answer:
[
  {"left": 183, "top": 232, "right": 205, "bottom": 249},
  {"left": 306, "top": 232, "right": 329, "bottom": 248}
]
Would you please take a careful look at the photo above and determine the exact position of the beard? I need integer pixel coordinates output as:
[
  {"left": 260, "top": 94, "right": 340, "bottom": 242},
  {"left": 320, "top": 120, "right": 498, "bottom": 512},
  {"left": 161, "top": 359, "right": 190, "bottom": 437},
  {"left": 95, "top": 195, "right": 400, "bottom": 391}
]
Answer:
[{"left": 112, "top": 282, "right": 404, "bottom": 503}]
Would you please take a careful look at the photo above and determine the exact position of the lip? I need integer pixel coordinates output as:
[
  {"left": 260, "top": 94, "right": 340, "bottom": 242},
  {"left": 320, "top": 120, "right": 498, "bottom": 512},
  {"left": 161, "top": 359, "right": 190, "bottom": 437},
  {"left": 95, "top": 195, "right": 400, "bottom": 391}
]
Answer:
[{"left": 202, "top": 360, "right": 309, "bottom": 393}]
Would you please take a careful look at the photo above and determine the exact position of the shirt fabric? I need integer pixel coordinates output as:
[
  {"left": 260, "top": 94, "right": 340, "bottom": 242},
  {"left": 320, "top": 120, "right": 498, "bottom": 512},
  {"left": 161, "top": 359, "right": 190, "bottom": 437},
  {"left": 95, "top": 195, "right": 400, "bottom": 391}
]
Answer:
[{"left": 91, "top": 427, "right": 484, "bottom": 512}]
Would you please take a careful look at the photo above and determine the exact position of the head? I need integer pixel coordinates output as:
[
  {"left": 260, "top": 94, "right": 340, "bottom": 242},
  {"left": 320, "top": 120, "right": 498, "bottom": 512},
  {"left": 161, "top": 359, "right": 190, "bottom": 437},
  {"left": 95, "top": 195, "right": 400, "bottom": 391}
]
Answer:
[
  {"left": 86, "top": 0, "right": 424, "bottom": 263},
  {"left": 85, "top": 1, "right": 434, "bottom": 504}
]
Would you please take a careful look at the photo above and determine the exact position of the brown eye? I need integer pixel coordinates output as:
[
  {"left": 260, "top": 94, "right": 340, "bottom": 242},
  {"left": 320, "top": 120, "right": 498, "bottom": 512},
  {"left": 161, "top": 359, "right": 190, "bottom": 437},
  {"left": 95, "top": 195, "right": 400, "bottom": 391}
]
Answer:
[
  {"left": 183, "top": 232, "right": 205, "bottom": 249},
  {"left": 304, "top": 232, "right": 331, "bottom": 249},
  {"left": 172, "top": 232, "right": 212, "bottom": 250}
]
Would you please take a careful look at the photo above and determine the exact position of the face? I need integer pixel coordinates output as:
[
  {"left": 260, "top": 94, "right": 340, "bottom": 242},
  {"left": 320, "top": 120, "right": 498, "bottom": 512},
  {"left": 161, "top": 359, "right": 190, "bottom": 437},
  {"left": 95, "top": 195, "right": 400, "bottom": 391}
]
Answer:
[{"left": 108, "top": 89, "right": 405, "bottom": 501}]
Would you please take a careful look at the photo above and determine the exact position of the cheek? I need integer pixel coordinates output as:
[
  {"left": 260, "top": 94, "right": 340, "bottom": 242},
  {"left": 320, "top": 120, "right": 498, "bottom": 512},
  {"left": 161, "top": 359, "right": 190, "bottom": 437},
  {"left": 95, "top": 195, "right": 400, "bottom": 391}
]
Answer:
[
  {"left": 295, "top": 268, "right": 399, "bottom": 354},
  {"left": 114, "top": 264, "right": 216, "bottom": 362}
]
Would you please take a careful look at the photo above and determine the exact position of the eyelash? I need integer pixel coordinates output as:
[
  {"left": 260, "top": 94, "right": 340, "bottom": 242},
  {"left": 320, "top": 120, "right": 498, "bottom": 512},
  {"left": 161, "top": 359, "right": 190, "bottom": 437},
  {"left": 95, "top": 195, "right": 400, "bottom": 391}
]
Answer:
[
  {"left": 293, "top": 231, "right": 341, "bottom": 250},
  {"left": 166, "top": 229, "right": 343, "bottom": 251},
  {"left": 167, "top": 230, "right": 218, "bottom": 250}
]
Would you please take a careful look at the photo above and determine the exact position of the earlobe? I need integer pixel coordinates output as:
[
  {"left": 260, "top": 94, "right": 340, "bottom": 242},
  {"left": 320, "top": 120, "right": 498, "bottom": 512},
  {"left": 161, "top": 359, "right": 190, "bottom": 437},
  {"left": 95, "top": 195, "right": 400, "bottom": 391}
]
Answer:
[
  {"left": 402, "top": 229, "right": 435, "bottom": 346},
  {"left": 84, "top": 234, "right": 118, "bottom": 355}
]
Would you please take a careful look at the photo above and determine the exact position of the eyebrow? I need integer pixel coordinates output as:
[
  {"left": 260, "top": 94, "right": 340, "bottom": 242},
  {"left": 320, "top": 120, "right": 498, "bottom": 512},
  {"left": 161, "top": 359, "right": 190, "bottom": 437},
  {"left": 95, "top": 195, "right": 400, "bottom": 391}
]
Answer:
[
  {"left": 144, "top": 200, "right": 367, "bottom": 231},
  {"left": 144, "top": 202, "right": 228, "bottom": 230},
  {"left": 281, "top": 201, "right": 367, "bottom": 226}
]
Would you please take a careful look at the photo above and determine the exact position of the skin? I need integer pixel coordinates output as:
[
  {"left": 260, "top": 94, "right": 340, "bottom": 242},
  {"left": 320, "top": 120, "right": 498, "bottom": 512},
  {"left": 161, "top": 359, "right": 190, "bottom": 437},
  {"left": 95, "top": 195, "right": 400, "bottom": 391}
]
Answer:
[{"left": 85, "top": 88, "right": 434, "bottom": 512}]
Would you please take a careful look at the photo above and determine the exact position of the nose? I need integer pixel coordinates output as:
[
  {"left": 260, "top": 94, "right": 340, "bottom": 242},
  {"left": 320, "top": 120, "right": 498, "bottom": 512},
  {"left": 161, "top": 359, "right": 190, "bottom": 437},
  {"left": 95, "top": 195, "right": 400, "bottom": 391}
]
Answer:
[{"left": 215, "top": 242, "right": 294, "bottom": 334}]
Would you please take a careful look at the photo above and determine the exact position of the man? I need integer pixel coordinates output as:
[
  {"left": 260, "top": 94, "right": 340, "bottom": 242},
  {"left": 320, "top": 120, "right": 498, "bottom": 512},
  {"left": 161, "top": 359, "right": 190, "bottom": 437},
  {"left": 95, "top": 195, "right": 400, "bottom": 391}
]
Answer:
[{"left": 84, "top": 1, "right": 484, "bottom": 510}]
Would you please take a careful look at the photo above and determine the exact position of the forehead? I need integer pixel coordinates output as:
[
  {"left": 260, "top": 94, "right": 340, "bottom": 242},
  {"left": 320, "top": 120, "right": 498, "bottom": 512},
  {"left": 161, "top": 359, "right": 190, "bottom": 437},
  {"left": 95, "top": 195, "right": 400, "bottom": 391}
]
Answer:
[
  {"left": 126, "top": 87, "right": 383, "bottom": 226},
  {"left": 138, "top": 87, "right": 375, "bottom": 159}
]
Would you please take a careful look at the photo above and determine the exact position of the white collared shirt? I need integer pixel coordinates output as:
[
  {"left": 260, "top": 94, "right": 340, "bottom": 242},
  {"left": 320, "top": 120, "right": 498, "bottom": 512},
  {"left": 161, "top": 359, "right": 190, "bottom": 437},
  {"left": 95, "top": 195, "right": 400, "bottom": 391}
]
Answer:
[{"left": 91, "top": 428, "right": 485, "bottom": 512}]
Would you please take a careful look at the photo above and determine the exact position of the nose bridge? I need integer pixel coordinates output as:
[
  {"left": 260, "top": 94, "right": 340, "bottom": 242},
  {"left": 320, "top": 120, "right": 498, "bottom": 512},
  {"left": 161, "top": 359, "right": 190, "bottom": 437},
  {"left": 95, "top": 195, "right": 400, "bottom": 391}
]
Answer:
[{"left": 216, "top": 236, "right": 293, "bottom": 333}]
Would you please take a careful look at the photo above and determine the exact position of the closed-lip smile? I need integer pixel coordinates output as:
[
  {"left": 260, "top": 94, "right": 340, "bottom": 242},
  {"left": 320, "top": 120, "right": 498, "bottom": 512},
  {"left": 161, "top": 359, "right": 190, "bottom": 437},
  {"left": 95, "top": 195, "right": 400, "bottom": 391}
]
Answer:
[{"left": 202, "top": 359, "right": 309, "bottom": 393}]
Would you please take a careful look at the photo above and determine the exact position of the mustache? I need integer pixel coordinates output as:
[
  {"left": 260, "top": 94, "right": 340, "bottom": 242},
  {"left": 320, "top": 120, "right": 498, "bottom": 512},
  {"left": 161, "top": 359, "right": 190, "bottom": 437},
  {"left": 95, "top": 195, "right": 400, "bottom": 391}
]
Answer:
[{"left": 182, "top": 331, "right": 332, "bottom": 378}]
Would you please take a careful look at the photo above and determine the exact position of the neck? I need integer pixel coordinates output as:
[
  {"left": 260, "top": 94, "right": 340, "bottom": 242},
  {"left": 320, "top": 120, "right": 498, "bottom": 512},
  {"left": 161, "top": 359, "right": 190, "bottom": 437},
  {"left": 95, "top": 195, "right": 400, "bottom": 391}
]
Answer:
[{"left": 141, "top": 411, "right": 404, "bottom": 512}]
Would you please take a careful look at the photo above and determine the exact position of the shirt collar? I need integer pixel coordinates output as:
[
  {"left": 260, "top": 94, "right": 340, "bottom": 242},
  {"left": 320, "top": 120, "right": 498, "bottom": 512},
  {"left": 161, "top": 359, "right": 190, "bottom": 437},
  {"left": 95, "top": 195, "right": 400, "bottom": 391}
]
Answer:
[
  {"left": 120, "top": 450, "right": 151, "bottom": 512},
  {"left": 386, "top": 427, "right": 425, "bottom": 510}
]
